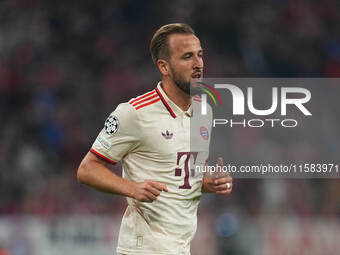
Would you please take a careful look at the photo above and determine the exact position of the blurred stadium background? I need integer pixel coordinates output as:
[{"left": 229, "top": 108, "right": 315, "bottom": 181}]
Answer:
[{"left": 0, "top": 0, "right": 339, "bottom": 254}]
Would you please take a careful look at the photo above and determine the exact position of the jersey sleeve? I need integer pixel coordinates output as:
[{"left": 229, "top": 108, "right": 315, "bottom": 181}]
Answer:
[{"left": 90, "top": 103, "right": 140, "bottom": 164}]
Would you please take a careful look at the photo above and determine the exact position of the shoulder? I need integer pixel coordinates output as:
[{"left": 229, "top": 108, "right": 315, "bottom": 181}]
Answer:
[
  {"left": 110, "top": 88, "right": 158, "bottom": 114},
  {"left": 110, "top": 88, "right": 162, "bottom": 123},
  {"left": 192, "top": 94, "right": 213, "bottom": 115},
  {"left": 192, "top": 94, "right": 202, "bottom": 102},
  {"left": 125, "top": 89, "right": 163, "bottom": 120},
  {"left": 127, "top": 88, "right": 160, "bottom": 111}
]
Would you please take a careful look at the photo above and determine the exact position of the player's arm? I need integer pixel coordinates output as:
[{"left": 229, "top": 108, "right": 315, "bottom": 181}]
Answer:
[{"left": 77, "top": 151, "right": 168, "bottom": 202}]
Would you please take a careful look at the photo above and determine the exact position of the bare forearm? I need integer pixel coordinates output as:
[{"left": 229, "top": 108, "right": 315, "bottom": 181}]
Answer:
[
  {"left": 77, "top": 152, "right": 168, "bottom": 203},
  {"left": 77, "top": 152, "right": 133, "bottom": 197}
]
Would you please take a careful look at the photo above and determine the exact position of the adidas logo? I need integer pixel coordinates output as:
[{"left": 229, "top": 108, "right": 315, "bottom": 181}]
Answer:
[{"left": 162, "top": 130, "right": 173, "bottom": 140}]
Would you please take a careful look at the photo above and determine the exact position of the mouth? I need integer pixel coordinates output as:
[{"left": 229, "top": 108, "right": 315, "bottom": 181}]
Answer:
[{"left": 191, "top": 72, "right": 202, "bottom": 78}]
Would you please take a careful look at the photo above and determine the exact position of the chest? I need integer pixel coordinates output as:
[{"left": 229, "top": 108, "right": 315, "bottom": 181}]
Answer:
[
  {"left": 139, "top": 114, "right": 190, "bottom": 155},
  {"left": 136, "top": 113, "right": 210, "bottom": 160}
]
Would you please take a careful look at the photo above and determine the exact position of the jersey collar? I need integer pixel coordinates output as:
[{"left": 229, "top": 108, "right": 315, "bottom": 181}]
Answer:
[
  {"left": 155, "top": 82, "right": 189, "bottom": 119},
  {"left": 186, "top": 105, "right": 193, "bottom": 117}
]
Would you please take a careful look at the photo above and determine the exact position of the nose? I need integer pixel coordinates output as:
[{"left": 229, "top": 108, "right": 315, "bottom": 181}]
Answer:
[{"left": 193, "top": 55, "right": 203, "bottom": 70}]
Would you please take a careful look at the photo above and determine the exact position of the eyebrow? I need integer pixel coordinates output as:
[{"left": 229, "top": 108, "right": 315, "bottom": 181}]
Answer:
[{"left": 181, "top": 49, "right": 203, "bottom": 57}]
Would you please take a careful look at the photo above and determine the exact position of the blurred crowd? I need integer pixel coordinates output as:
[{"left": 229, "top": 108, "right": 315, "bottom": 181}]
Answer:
[{"left": 0, "top": 0, "right": 339, "bottom": 222}]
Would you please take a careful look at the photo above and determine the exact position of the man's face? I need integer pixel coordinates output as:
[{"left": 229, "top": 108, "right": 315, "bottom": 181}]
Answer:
[{"left": 167, "top": 34, "right": 203, "bottom": 94}]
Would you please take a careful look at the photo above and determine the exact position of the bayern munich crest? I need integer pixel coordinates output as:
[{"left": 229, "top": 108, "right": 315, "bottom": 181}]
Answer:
[
  {"left": 104, "top": 115, "right": 119, "bottom": 135},
  {"left": 200, "top": 126, "right": 209, "bottom": 140}
]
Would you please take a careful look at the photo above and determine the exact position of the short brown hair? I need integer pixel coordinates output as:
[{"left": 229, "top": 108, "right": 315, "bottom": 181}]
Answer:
[{"left": 150, "top": 23, "right": 195, "bottom": 65}]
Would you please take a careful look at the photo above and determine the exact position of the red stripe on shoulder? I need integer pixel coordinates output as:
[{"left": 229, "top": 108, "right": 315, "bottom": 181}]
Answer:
[
  {"left": 132, "top": 93, "right": 159, "bottom": 107},
  {"left": 135, "top": 98, "right": 160, "bottom": 110},
  {"left": 90, "top": 148, "right": 117, "bottom": 164},
  {"left": 129, "top": 90, "right": 156, "bottom": 105},
  {"left": 193, "top": 99, "right": 202, "bottom": 102}
]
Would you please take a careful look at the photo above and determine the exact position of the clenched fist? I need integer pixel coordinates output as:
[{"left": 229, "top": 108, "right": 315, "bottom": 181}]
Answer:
[
  {"left": 202, "top": 157, "right": 233, "bottom": 194},
  {"left": 130, "top": 180, "right": 168, "bottom": 202}
]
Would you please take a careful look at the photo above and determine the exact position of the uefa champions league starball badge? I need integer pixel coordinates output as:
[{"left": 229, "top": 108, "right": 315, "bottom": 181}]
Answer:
[{"left": 104, "top": 115, "right": 119, "bottom": 135}]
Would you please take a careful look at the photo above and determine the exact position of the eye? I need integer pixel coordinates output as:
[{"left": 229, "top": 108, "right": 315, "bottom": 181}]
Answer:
[{"left": 182, "top": 53, "right": 192, "bottom": 59}]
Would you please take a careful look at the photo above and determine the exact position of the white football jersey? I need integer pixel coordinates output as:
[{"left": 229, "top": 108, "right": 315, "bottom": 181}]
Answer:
[{"left": 91, "top": 83, "right": 212, "bottom": 255}]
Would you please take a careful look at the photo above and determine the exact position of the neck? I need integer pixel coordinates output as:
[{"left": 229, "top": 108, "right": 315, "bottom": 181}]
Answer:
[{"left": 161, "top": 78, "right": 191, "bottom": 111}]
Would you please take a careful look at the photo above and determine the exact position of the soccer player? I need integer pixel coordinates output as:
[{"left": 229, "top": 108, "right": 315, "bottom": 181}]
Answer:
[{"left": 77, "top": 23, "right": 233, "bottom": 255}]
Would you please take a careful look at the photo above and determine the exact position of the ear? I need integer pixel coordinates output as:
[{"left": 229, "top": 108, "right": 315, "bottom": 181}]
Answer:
[{"left": 157, "top": 59, "right": 170, "bottom": 76}]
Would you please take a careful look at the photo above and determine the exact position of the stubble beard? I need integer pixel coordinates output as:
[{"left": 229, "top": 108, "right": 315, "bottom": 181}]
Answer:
[{"left": 169, "top": 65, "right": 191, "bottom": 95}]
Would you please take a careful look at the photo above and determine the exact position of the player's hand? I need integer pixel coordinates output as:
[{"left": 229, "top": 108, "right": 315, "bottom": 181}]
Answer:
[
  {"left": 211, "top": 175, "right": 233, "bottom": 194},
  {"left": 130, "top": 180, "right": 168, "bottom": 202},
  {"left": 202, "top": 157, "right": 233, "bottom": 194}
]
